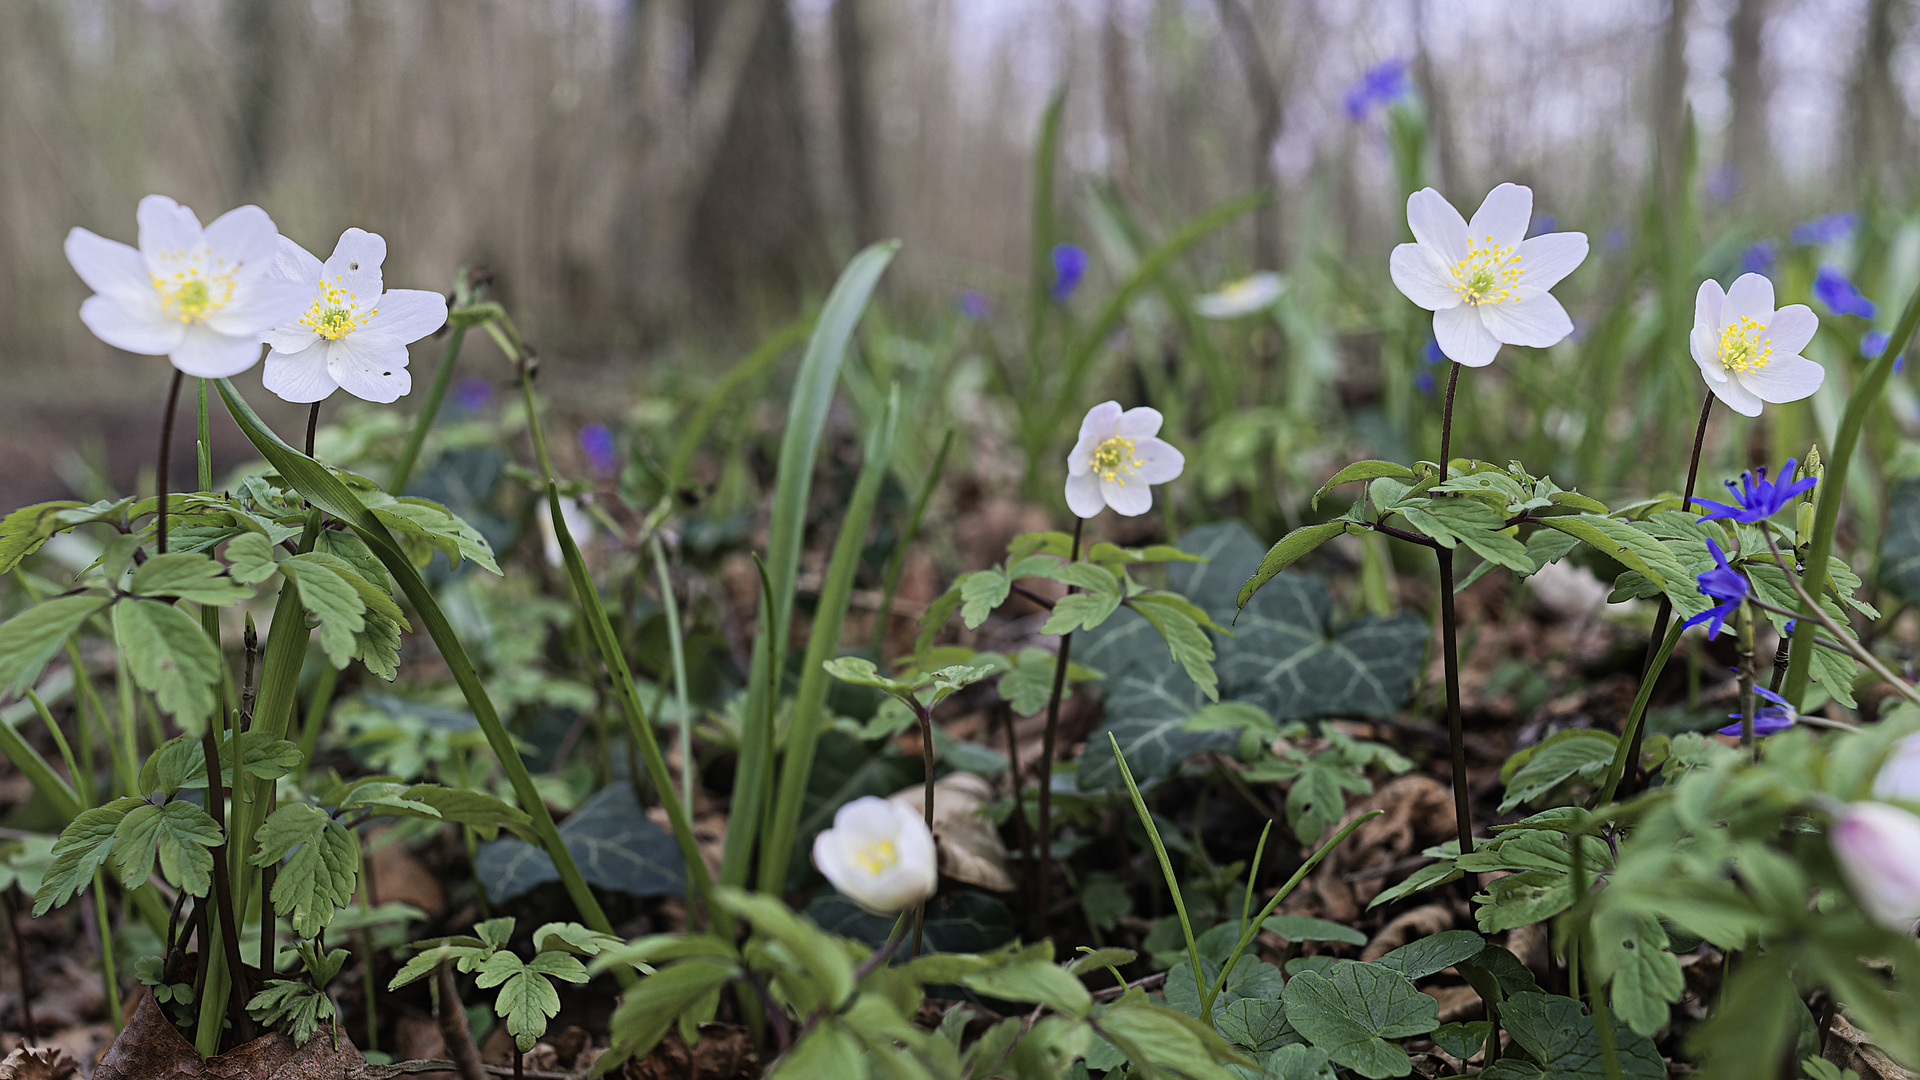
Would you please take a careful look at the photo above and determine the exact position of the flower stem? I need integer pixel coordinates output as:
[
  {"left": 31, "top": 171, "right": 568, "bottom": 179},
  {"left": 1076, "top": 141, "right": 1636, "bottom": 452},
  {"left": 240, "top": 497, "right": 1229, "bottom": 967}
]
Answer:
[
  {"left": 156, "top": 370, "right": 184, "bottom": 554},
  {"left": 1762, "top": 532, "right": 1920, "bottom": 707},
  {"left": 913, "top": 702, "right": 936, "bottom": 960},
  {"left": 1034, "top": 515, "right": 1085, "bottom": 939},
  {"left": 1434, "top": 362, "right": 1473, "bottom": 855},
  {"left": 305, "top": 402, "right": 321, "bottom": 458},
  {"left": 1737, "top": 604, "right": 1757, "bottom": 761},
  {"left": 649, "top": 534, "right": 696, "bottom": 821}
]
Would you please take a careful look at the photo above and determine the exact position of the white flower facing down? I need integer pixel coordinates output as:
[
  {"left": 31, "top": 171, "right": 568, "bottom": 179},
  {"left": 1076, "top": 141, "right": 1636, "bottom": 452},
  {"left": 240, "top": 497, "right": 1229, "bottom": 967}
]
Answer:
[
  {"left": 1065, "top": 402, "right": 1184, "bottom": 519},
  {"left": 1688, "top": 274, "right": 1824, "bottom": 418},
  {"left": 1195, "top": 272, "right": 1285, "bottom": 319},
  {"left": 1831, "top": 801, "right": 1920, "bottom": 932},
  {"left": 537, "top": 495, "right": 593, "bottom": 569},
  {"left": 64, "top": 195, "right": 307, "bottom": 377},
  {"left": 1389, "top": 183, "right": 1588, "bottom": 367},
  {"left": 812, "top": 796, "right": 937, "bottom": 915},
  {"left": 1873, "top": 732, "right": 1920, "bottom": 803},
  {"left": 262, "top": 228, "right": 448, "bottom": 404}
]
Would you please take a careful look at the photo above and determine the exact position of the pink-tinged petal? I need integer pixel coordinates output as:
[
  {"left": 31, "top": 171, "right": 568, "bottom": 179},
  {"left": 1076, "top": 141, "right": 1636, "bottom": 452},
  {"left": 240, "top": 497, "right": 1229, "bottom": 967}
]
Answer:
[
  {"left": 262, "top": 341, "right": 339, "bottom": 404},
  {"left": 1707, "top": 370, "right": 1765, "bottom": 417},
  {"left": 65, "top": 228, "right": 151, "bottom": 302},
  {"left": 1113, "top": 405, "right": 1164, "bottom": 440},
  {"left": 1468, "top": 183, "right": 1532, "bottom": 249},
  {"left": 1479, "top": 291, "right": 1573, "bottom": 349},
  {"left": 1065, "top": 472, "right": 1106, "bottom": 518},
  {"left": 1406, "top": 188, "right": 1468, "bottom": 265},
  {"left": 1764, "top": 304, "right": 1817, "bottom": 356},
  {"left": 1873, "top": 733, "right": 1920, "bottom": 802},
  {"left": 1690, "top": 328, "right": 1730, "bottom": 384},
  {"left": 1134, "top": 438, "right": 1183, "bottom": 484},
  {"left": 271, "top": 236, "right": 324, "bottom": 286},
  {"left": 1694, "top": 278, "right": 1727, "bottom": 332},
  {"left": 264, "top": 325, "right": 322, "bottom": 354},
  {"left": 1101, "top": 476, "right": 1153, "bottom": 517},
  {"left": 1725, "top": 273, "right": 1775, "bottom": 322},
  {"left": 170, "top": 325, "right": 264, "bottom": 378},
  {"left": 327, "top": 336, "right": 412, "bottom": 403},
  {"left": 1390, "top": 244, "right": 1462, "bottom": 310},
  {"left": 1515, "top": 232, "right": 1587, "bottom": 291},
  {"left": 79, "top": 293, "right": 182, "bottom": 356},
  {"left": 323, "top": 227, "right": 387, "bottom": 300},
  {"left": 202, "top": 204, "right": 280, "bottom": 271},
  {"left": 136, "top": 195, "right": 204, "bottom": 271},
  {"left": 355, "top": 289, "right": 447, "bottom": 347},
  {"left": 1432, "top": 304, "right": 1502, "bottom": 367},
  {"left": 1832, "top": 803, "right": 1920, "bottom": 931},
  {"left": 1741, "top": 353, "right": 1825, "bottom": 404},
  {"left": 205, "top": 271, "right": 310, "bottom": 338}
]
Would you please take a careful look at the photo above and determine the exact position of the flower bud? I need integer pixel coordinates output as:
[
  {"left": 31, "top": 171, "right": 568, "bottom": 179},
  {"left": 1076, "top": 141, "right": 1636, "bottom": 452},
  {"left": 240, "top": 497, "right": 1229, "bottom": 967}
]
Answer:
[
  {"left": 1830, "top": 802, "right": 1920, "bottom": 932},
  {"left": 1796, "top": 502, "right": 1816, "bottom": 548},
  {"left": 812, "top": 796, "right": 938, "bottom": 915},
  {"left": 1872, "top": 733, "right": 1920, "bottom": 804}
]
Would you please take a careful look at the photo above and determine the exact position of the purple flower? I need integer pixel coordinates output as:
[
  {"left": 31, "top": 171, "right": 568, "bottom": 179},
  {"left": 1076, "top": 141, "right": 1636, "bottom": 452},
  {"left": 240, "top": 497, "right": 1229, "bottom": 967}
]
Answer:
[
  {"left": 1422, "top": 337, "right": 1445, "bottom": 364},
  {"left": 1792, "top": 213, "right": 1856, "bottom": 246},
  {"left": 1051, "top": 244, "right": 1088, "bottom": 303},
  {"left": 1739, "top": 240, "right": 1777, "bottom": 276},
  {"left": 453, "top": 377, "right": 492, "bottom": 412},
  {"left": 1344, "top": 58, "right": 1411, "bottom": 120},
  {"left": 1606, "top": 227, "right": 1628, "bottom": 250},
  {"left": 1414, "top": 371, "right": 1436, "bottom": 394},
  {"left": 1705, "top": 164, "right": 1742, "bottom": 201},
  {"left": 1862, "top": 330, "right": 1891, "bottom": 358},
  {"left": 960, "top": 290, "right": 990, "bottom": 320},
  {"left": 580, "top": 423, "right": 617, "bottom": 474},
  {"left": 1718, "top": 685, "right": 1797, "bottom": 737},
  {"left": 1528, "top": 215, "right": 1556, "bottom": 238},
  {"left": 1814, "top": 266, "right": 1877, "bottom": 319},
  {"left": 1694, "top": 458, "right": 1817, "bottom": 524},
  {"left": 1682, "top": 539, "right": 1748, "bottom": 639}
]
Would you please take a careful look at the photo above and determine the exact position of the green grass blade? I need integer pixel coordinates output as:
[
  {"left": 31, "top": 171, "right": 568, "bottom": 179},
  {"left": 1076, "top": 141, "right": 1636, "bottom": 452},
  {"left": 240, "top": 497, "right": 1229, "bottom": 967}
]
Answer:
[
  {"left": 1024, "top": 86, "right": 1068, "bottom": 370},
  {"left": 1108, "top": 733, "right": 1205, "bottom": 1022},
  {"left": 720, "top": 240, "right": 899, "bottom": 889},
  {"left": 389, "top": 324, "right": 470, "bottom": 494},
  {"left": 666, "top": 315, "right": 814, "bottom": 490},
  {"left": 0, "top": 699, "right": 80, "bottom": 819},
  {"left": 759, "top": 386, "right": 901, "bottom": 894},
  {"left": 871, "top": 428, "right": 952, "bottom": 656}
]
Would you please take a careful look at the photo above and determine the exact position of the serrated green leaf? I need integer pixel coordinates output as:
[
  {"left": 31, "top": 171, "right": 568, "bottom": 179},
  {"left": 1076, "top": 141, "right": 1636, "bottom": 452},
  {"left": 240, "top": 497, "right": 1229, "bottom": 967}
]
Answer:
[
  {"left": 1237, "top": 521, "right": 1347, "bottom": 610},
  {"left": 1473, "top": 870, "right": 1575, "bottom": 933},
  {"left": 140, "top": 735, "right": 208, "bottom": 795},
  {"left": 1499, "top": 732, "right": 1618, "bottom": 812},
  {"left": 114, "top": 599, "right": 224, "bottom": 733},
  {"left": 477, "top": 952, "right": 570, "bottom": 1052},
  {"left": 1367, "top": 858, "right": 1462, "bottom": 910},
  {"left": 822, "top": 656, "right": 915, "bottom": 694},
  {"left": 221, "top": 730, "right": 304, "bottom": 785},
  {"left": 1540, "top": 515, "right": 1686, "bottom": 597},
  {"left": 1591, "top": 908, "right": 1682, "bottom": 1036},
  {"left": 532, "top": 922, "right": 621, "bottom": 957},
  {"left": 0, "top": 501, "right": 87, "bottom": 574},
  {"left": 959, "top": 952, "right": 1092, "bottom": 1019},
  {"left": 1129, "top": 594, "right": 1220, "bottom": 703},
  {"left": 1482, "top": 992, "right": 1665, "bottom": 1080},
  {"left": 1284, "top": 757, "right": 1370, "bottom": 844},
  {"left": 1097, "top": 1002, "right": 1247, "bottom": 1080},
  {"left": 1312, "top": 461, "right": 1415, "bottom": 511},
  {"left": 251, "top": 803, "right": 358, "bottom": 937},
  {"left": 112, "top": 800, "right": 222, "bottom": 895},
  {"left": 960, "top": 569, "right": 1012, "bottom": 629},
  {"left": 605, "top": 959, "right": 740, "bottom": 1066},
  {"left": 0, "top": 595, "right": 114, "bottom": 697},
  {"left": 404, "top": 784, "right": 535, "bottom": 841},
  {"left": 1282, "top": 962, "right": 1437, "bottom": 1079},
  {"left": 247, "top": 979, "right": 336, "bottom": 1046},
  {"left": 280, "top": 554, "right": 367, "bottom": 668},
  {"left": 130, "top": 552, "right": 253, "bottom": 605},
  {"left": 1041, "top": 592, "right": 1123, "bottom": 635},
  {"left": 224, "top": 532, "right": 282, "bottom": 584},
  {"left": 1371, "top": 930, "right": 1484, "bottom": 980},
  {"left": 33, "top": 798, "right": 141, "bottom": 915}
]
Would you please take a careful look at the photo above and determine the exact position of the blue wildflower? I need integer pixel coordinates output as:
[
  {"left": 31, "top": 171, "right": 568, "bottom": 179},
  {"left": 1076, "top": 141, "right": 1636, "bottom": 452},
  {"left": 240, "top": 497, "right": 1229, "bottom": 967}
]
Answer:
[
  {"left": 1344, "top": 58, "right": 1411, "bottom": 120},
  {"left": 1694, "top": 458, "right": 1817, "bottom": 524},
  {"left": 1792, "top": 213, "right": 1857, "bottom": 246},
  {"left": 1414, "top": 371, "right": 1436, "bottom": 394},
  {"left": 1705, "top": 164, "right": 1742, "bottom": 201},
  {"left": 453, "top": 377, "right": 492, "bottom": 413},
  {"left": 960, "top": 290, "right": 990, "bottom": 320},
  {"left": 1862, "top": 330, "right": 1891, "bottom": 358},
  {"left": 1051, "top": 244, "right": 1088, "bottom": 302},
  {"left": 1682, "top": 539, "right": 1748, "bottom": 639},
  {"left": 1717, "top": 685, "right": 1797, "bottom": 737},
  {"left": 1739, "top": 240, "right": 1776, "bottom": 276},
  {"left": 580, "top": 424, "right": 617, "bottom": 474},
  {"left": 1606, "top": 227, "right": 1628, "bottom": 250},
  {"left": 1814, "top": 266, "right": 1876, "bottom": 318},
  {"left": 1528, "top": 214, "right": 1556, "bottom": 237},
  {"left": 1422, "top": 337, "right": 1445, "bottom": 364}
]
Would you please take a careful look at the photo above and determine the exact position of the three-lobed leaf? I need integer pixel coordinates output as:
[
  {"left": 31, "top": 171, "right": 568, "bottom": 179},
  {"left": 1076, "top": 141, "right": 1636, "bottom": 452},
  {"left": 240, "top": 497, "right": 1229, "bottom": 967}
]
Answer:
[
  {"left": 251, "top": 803, "right": 358, "bottom": 937},
  {"left": 115, "top": 599, "right": 225, "bottom": 734},
  {"left": 1281, "top": 961, "right": 1438, "bottom": 1080},
  {"left": 112, "top": 800, "right": 223, "bottom": 896},
  {"left": 0, "top": 594, "right": 114, "bottom": 697}
]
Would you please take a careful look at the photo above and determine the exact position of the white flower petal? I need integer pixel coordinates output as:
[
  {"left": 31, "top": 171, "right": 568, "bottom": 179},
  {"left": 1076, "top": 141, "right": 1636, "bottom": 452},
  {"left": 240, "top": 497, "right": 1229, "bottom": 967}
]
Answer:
[
  {"left": 1134, "top": 438, "right": 1184, "bottom": 484},
  {"left": 271, "top": 236, "right": 324, "bottom": 287},
  {"left": 205, "top": 270, "right": 310, "bottom": 338},
  {"left": 355, "top": 289, "right": 447, "bottom": 347},
  {"left": 65, "top": 229, "right": 151, "bottom": 302},
  {"left": 1390, "top": 244, "right": 1462, "bottom": 310},
  {"left": 1066, "top": 472, "right": 1107, "bottom": 518},
  {"left": 812, "top": 796, "right": 936, "bottom": 915},
  {"left": 1725, "top": 273, "right": 1776, "bottom": 322},
  {"left": 202, "top": 204, "right": 281, "bottom": 271},
  {"left": 262, "top": 341, "right": 340, "bottom": 403},
  {"left": 1194, "top": 272, "right": 1284, "bottom": 318},
  {"left": 1069, "top": 402, "right": 1123, "bottom": 476},
  {"left": 1101, "top": 476, "right": 1153, "bottom": 517},
  {"left": 327, "top": 336, "right": 412, "bottom": 403},
  {"left": 79, "top": 293, "right": 182, "bottom": 356},
  {"left": 1873, "top": 734, "right": 1920, "bottom": 802},
  {"left": 1468, "top": 183, "right": 1532, "bottom": 249},
  {"left": 1113, "top": 406, "right": 1164, "bottom": 440},
  {"left": 1479, "top": 291, "right": 1573, "bottom": 349},
  {"left": 324, "top": 227, "right": 387, "bottom": 300},
  {"left": 1832, "top": 802, "right": 1920, "bottom": 932},
  {"left": 1432, "top": 304, "right": 1502, "bottom": 367},
  {"left": 1706, "top": 370, "right": 1765, "bottom": 417},
  {"left": 1406, "top": 188, "right": 1468, "bottom": 265},
  {"left": 264, "top": 325, "right": 323, "bottom": 354},
  {"left": 136, "top": 195, "right": 204, "bottom": 271},
  {"left": 1694, "top": 278, "right": 1727, "bottom": 332},
  {"left": 1690, "top": 328, "right": 1729, "bottom": 384},
  {"left": 1764, "top": 303, "right": 1817, "bottom": 357},
  {"left": 1740, "top": 353, "right": 1825, "bottom": 404},
  {"left": 170, "top": 324, "right": 264, "bottom": 378},
  {"left": 1515, "top": 232, "right": 1588, "bottom": 292}
]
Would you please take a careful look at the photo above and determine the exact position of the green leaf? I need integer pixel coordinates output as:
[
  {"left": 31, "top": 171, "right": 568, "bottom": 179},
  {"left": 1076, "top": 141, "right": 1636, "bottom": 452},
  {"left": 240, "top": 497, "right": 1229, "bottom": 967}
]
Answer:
[
  {"left": 532, "top": 922, "right": 622, "bottom": 957},
  {"left": 251, "top": 803, "right": 358, "bottom": 937},
  {"left": 1212, "top": 997, "right": 1299, "bottom": 1052},
  {"left": 0, "top": 595, "right": 114, "bottom": 697},
  {"left": 1064, "top": 947, "right": 1138, "bottom": 976},
  {"left": 1260, "top": 916, "right": 1366, "bottom": 946},
  {"left": 1041, "top": 591, "right": 1123, "bottom": 635},
  {"left": 1457, "top": 944, "right": 1540, "bottom": 1003},
  {"left": 714, "top": 887, "right": 855, "bottom": 1013},
  {"left": 604, "top": 958, "right": 740, "bottom": 1067},
  {"left": 959, "top": 948, "right": 1092, "bottom": 1019},
  {"left": 1313, "top": 461, "right": 1416, "bottom": 511},
  {"left": 1473, "top": 870, "right": 1575, "bottom": 934},
  {"left": 280, "top": 554, "right": 368, "bottom": 668},
  {"left": 225, "top": 533, "right": 283, "bottom": 585},
  {"left": 771, "top": 1021, "right": 866, "bottom": 1080},
  {"left": 1237, "top": 521, "right": 1348, "bottom": 611},
  {"left": 247, "top": 979, "right": 336, "bottom": 1046},
  {"left": 1250, "top": 1044, "right": 1338, "bottom": 1080},
  {"left": 140, "top": 735, "right": 209, "bottom": 795},
  {"left": 1882, "top": 478, "right": 1920, "bottom": 606},
  {"left": 1417, "top": 498, "right": 1534, "bottom": 573},
  {"left": 1367, "top": 857, "right": 1463, "bottom": 910},
  {"left": 221, "top": 731, "right": 305, "bottom": 785},
  {"left": 1097, "top": 1002, "right": 1247, "bottom": 1080},
  {"left": 1371, "top": 930, "right": 1484, "bottom": 980},
  {"left": 1591, "top": 908, "right": 1683, "bottom": 1036},
  {"left": 33, "top": 798, "right": 141, "bottom": 915},
  {"left": 477, "top": 951, "right": 585, "bottom": 1052},
  {"left": 1539, "top": 515, "right": 1687, "bottom": 598},
  {"left": 403, "top": 783, "right": 535, "bottom": 841},
  {"left": 1431, "top": 1021, "right": 1493, "bottom": 1060},
  {"left": 1499, "top": 732, "right": 1618, "bottom": 812},
  {"left": 474, "top": 783, "right": 685, "bottom": 902},
  {"left": 115, "top": 599, "right": 224, "bottom": 734},
  {"left": 822, "top": 656, "right": 915, "bottom": 695},
  {"left": 112, "top": 800, "right": 223, "bottom": 896},
  {"left": 1129, "top": 593, "right": 1221, "bottom": 703},
  {"left": 130, "top": 552, "right": 252, "bottom": 605},
  {"left": 1483, "top": 992, "right": 1665, "bottom": 1080},
  {"left": 0, "top": 500, "right": 86, "bottom": 574},
  {"left": 1284, "top": 757, "right": 1370, "bottom": 845},
  {"left": 1281, "top": 961, "right": 1437, "bottom": 1079},
  {"left": 960, "top": 568, "right": 1012, "bottom": 629}
]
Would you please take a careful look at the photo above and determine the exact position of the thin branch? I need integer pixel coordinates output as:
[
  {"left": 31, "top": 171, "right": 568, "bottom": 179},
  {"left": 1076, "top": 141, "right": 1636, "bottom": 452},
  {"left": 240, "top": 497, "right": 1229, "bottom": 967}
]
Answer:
[{"left": 1762, "top": 534, "right": 1920, "bottom": 706}]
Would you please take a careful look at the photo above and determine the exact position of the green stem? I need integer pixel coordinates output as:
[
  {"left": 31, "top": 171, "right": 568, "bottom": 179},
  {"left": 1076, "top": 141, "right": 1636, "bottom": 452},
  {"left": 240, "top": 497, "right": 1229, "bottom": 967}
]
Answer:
[
  {"left": 648, "top": 534, "right": 696, "bottom": 821},
  {"left": 25, "top": 690, "right": 82, "bottom": 805},
  {"left": 0, "top": 701, "right": 80, "bottom": 819},
  {"left": 157, "top": 370, "right": 183, "bottom": 554},
  {"left": 1593, "top": 621, "right": 1684, "bottom": 807},
  {"left": 1435, "top": 361, "right": 1473, "bottom": 854},
  {"left": 871, "top": 430, "right": 953, "bottom": 655},
  {"left": 1034, "top": 517, "right": 1084, "bottom": 938},
  {"left": 298, "top": 665, "right": 341, "bottom": 768},
  {"left": 197, "top": 379, "right": 213, "bottom": 493},
  {"left": 90, "top": 872, "right": 122, "bottom": 1032},
  {"left": 1737, "top": 604, "right": 1757, "bottom": 761},
  {"left": 390, "top": 319, "right": 474, "bottom": 495}
]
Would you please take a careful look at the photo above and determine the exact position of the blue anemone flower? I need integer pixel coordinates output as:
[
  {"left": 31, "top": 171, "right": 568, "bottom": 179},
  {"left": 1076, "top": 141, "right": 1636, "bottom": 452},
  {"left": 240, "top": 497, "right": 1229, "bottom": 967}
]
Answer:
[
  {"left": 1717, "top": 685, "right": 1797, "bottom": 737},
  {"left": 1739, "top": 240, "right": 1776, "bottom": 276},
  {"left": 1693, "top": 459, "right": 1817, "bottom": 524},
  {"left": 1051, "top": 244, "right": 1088, "bottom": 302},
  {"left": 1813, "top": 266, "right": 1876, "bottom": 318},
  {"left": 1422, "top": 337, "right": 1445, "bottom": 364},
  {"left": 580, "top": 424, "right": 617, "bottom": 474},
  {"left": 960, "top": 290, "right": 990, "bottom": 320},
  {"left": 1792, "top": 213, "right": 1856, "bottom": 246},
  {"left": 1414, "top": 371, "right": 1436, "bottom": 394},
  {"left": 1344, "top": 58, "right": 1411, "bottom": 120},
  {"left": 1682, "top": 539, "right": 1748, "bottom": 639},
  {"left": 453, "top": 377, "right": 492, "bottom": 413}
]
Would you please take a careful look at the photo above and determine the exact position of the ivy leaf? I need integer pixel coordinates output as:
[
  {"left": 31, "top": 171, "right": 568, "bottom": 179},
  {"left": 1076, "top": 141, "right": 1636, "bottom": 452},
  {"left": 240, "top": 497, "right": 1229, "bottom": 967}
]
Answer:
[
  {"left": 1481, "top": 992, "right": 1665, "bottom": 1080},
  {"left": 475, "top": 783, "right": 685, "bottom": 903},
  {"left": 1281, "top": 961, "right": 1438, "bottom": 1079},
  {"left": 246, "top": 980, "right": 336, "bottom": 1046},
  {"left": 0, "top": 594, "right": 114, "bottom": 697},
  {"left": 223, "top": 532, "right": 284, "bottom": 584},
  {"left": 33, "top": 798, "right": 142, "bottom": 915},
  {"left": 115, "top": 599, "right": 224, "bottom": 734},
  {"left": 130, "top": 552, "right": 253, "bottom": 605},
  {"left": 250, "top": 803, "right": 358, "bottom": 937},
  {"left": 112, "top": 800, "right": 223, "bottom": 896}
]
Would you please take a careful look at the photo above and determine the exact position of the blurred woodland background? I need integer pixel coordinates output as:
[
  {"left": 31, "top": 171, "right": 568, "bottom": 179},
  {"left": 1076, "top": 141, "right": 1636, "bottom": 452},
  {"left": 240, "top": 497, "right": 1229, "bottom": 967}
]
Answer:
[{"left": 1, "top": 0, "right": 1917, "bottom": 499}]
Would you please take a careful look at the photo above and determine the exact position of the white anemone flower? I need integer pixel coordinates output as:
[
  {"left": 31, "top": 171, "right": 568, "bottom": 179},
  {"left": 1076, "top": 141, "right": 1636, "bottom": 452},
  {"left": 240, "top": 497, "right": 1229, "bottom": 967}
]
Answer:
[
  {"left": 261, "top": 228, "right": 448, "bottom": 404},
  {"left": 1873, "top": 732, "right": 1920, "bottom": 803},
  {"left": 1389, "top": 183, "right": 1588, "bottom": 367},
  {"left": 1195, "top": 272, "right": 1285, "bottom": 319},
  {"left": 812, "top": 796, "right": 937, "bottom": 915},
  {"left": 1831, "top": 802, "right": 1920, "bottom": 932},
  {"left": 1065, "top": 401, "right": 1184, "bottom": 519},
  {"left": 537, "top": 495, "right": 594, "bottom": 569},
  {"left": 63, "top": 195, "right": 307, "bottom": 377},
  {"left": 1688, "top": 274, "right": 1824, "bottom": 417}
]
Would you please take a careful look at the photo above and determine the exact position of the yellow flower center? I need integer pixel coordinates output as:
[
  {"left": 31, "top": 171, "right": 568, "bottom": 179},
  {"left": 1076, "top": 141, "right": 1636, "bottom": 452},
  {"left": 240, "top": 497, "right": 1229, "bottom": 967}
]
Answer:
[
  {"left": 1718, "top": 317, "right": 1772, "bottom": 374},
  {"left": 1450, "top": 235, "right": 1522, "bottom": 306},
  {"left": 1090, "top": 435, "right": 1140, "bottom": 484},
  {"left": 299, "top": 276, "right": 376, "bottom": 341},
  {"left": 853, "top": 839, "right": 898, "bottom": 876},
  {"left": 152, "top": 262, "right": 238, "bottom": 323}
]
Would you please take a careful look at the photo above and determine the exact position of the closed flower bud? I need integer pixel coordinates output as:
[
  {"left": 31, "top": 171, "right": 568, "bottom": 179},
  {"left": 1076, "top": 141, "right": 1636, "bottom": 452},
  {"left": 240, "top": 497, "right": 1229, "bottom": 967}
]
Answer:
[
  {"left": 1873, "top": 733, "right": 1920, "bottom": 804},
  {"left": 812, "top": 796, "right": 937, "bottom": 915},
  {"left": 1830, "top": 802, "right": 1920, "bottom": 932}
]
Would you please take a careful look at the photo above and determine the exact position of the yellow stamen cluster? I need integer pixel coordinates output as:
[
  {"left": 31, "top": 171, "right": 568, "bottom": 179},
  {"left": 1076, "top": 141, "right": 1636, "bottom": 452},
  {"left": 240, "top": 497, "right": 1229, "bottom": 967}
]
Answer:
[
  {"left": 1449, "top": 235, "right": 1522, "bottom": 306},
  {"left": 853, "top": 839, "right": 898, "bottom": 876},
  {"left": 1718, "top": 316, "right": 1772, "bottom": 374},
  {"left": 1090, "top": 435, "right": 1141, "bottom": 485},
  {"left": 151, "top": 256, "right": 237, "bottom": 323},
  {"left": 299, "top": 275, "right": 376, "bottom": 341}
]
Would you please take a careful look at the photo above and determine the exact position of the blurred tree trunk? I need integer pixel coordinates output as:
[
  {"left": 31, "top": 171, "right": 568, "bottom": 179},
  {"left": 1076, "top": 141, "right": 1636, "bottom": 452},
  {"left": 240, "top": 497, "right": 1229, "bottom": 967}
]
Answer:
[
  {"left": 1725, "top": 0, "right": 1770, "bottom": 202},
  {"left": 1413, "top": 0, "right": 1462, "bottom": 195},
  {"left": 1846, "top": 0, "right": 1908, "bottom": 201},
  {"left": 1654, "top": 0, "right": 1691, "bottom": 209},
  {"left": 1102, "top": 0, "right": 1138, "bottom": 197},
  {"left": 227, "top": 0, "right": 276, "bottom": 197},
  {"left": 835, "top": 0, "right": 880, "bottom": 247},
  {"left": 1214, "top": 0, "right": 1282, "bottom": 268}
]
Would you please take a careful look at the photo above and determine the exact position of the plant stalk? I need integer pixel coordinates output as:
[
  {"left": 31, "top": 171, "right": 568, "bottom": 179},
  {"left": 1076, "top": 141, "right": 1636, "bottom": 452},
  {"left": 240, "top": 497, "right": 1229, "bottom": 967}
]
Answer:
[
  {"left": 912, "top": 702, "right": 935, "bottom": 960},
  {"left": 1034, "top": 515, "right": 1084, "bottom": 937},
  {"left": 157, "top": 370, "right": 184, "bottom": 554},
  {"left": 1435, "top": 361, "right": 1473, "bottom": 855},
  {"left": 649, "top": 534, "right": 696, "bottom": 821}
]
